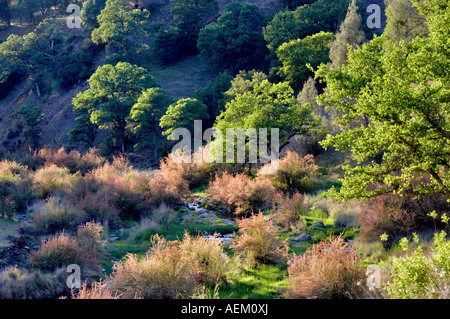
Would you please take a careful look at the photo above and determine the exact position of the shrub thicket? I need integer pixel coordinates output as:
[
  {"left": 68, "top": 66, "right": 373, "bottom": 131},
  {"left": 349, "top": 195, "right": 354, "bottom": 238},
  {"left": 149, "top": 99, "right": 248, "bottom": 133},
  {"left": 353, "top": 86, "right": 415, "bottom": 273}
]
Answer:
[
  {"left": 109, "top": 233, "right": 239, "bottom": 299},
  {"left": 259, "top": 151, "right": 319, "bottom": 194},
  {"left": 285, "top": 235, "right": 365, "bottom": 299},
  {"left": 208, "top": 172, "right": 279, "bottom": 216},
  {"left": 0, "top": 160, "right": 33, "bottom": 215},
  {"left": 0, "top": 267, "right": 70, "bottom": 299},
  {"left": 29, "top": 222, "right": 106, "bottom": 276},
  {"left": 276, "top": 192, "right": 308, "bottom": 232},
  {"left": 385, "top": 230, "right": 450, "bottom": 299},
  {"left": 232, "top": 211, "right": 289, "bottom": 265}
]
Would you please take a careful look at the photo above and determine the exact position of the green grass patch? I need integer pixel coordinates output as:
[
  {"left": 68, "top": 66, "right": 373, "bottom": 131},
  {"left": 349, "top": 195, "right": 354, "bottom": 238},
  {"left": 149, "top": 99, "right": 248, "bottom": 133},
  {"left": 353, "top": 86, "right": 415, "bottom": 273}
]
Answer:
[
  {"left": 0, "top": 218, "right": 21, "bottom": 248},
  {"left": 219, "top": 263, "right": 288, "bottom": 299},
  {"left": 190, "top": 184, "right": 209, "bottom": 197},
  {"left": 149, "top": 55, "right": 213, "bottom": 99}
]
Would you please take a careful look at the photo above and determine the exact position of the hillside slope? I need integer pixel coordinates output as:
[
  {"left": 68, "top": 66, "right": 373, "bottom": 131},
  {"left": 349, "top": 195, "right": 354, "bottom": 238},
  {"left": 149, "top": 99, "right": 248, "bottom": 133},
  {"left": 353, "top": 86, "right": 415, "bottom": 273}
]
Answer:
[{"left": 0, "top": 0, "right": 386, "bottom": 151}]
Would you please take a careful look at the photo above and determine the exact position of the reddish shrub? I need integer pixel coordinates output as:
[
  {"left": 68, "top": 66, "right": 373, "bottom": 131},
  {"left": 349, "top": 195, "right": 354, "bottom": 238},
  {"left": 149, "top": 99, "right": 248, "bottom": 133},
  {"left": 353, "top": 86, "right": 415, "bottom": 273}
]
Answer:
[
  {"left": 285, "top": 235, "right": 365, "bottom": 299},
  {"left": 29, "top": 232, "right": 79, "bottom": 272},
  {"left": 147, "top": 177, "right": 183, "bottom": 207},
  {"left": 73, "top": 190, "right": 120, "bottom": 227},
  {"left": 89, "top": 159, "right": 152, "bottom": 220},
  {"left": 32, "top": 147, "right": 105, "bottom": 174},
  {"left": 359, "top": 194, "right": 414, "bottom": 245},
  {"left": 359, "top": 194, "right": 450, "bottom": 246},
  {"left": 158, "top": 149, "right": 213, "bottom": 190},
  {"left": 208, "top": 172, "right": 279, "bottom": 216},
  {"left": 29, "top": 222, "right": 106, "bottom": 275},
  {"left": 75, "top": 221, "right": 107, "bottom": 271},
  {"left": 259, "top": 150, "right": 319, "bottom": 194},
  {"left": 276, "top": 192, "right": 309, "bottom": 232},
  {"left": 232, "top": 211, "right": 289, "bottom": 265}
]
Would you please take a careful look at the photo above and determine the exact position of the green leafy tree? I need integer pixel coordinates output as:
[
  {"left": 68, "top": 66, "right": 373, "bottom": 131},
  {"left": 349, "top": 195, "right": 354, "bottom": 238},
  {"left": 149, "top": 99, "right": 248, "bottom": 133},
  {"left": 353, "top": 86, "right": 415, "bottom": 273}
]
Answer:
[
  {"left": 0, "top": 0, "right": 11, "bottom": 26},
  {"left": 0, "top": 19, "right": 65, "bottom": 96},
  {"left": 69, "top": 89, "right": 99, "bottom": 148},
  {"left": 296, "top": 77, "right": 329, "bottom": 154},
  {"left": 31, "top": 19, "right": 66, "bottom": 72},
  {"left": 129, "top": 88, "right": 174, "bottom": 157},
  {"left": 81, "top": 0, "right": 107, "bottom": 32},
  {"left": 384, "top": 0, "right": 428, "bottom": 44},
  {"left": 329, "top": 0, "right": 366, "bottom": 70},
  {"left": 223, "top": 69, "right": 268, "bottom": 101},
  {"left": 197, "top": 1, "right": 268, "bottom": 74},
  {"left": 0, "top": 34, "right": 32, "bottom": 83},
  {"left": 56, "top": 40, "right": 99, "bottom": 88},
  {"left": 152, "top": 27, "right": 184, "bottom": 66},
  {"left": 170, "top": 0, "right": 219, "bottom": 52},
  {"left": 277, "top": 31, "right": 335, "bottom": 91},
  {"left": 263, "top": 0, "right": 350, "bottom": 53},
  {"left": 316, "top": 0, "right": 450, "bottom": 200},
  {"left": 73, "top": 62, "right": 157, "bottom": 153},
  {"left": 192, "top": 71, "right": 233, "bottom": 127},
  {"left": 16, "top": 105, "right": 44, "bottom": 150},
  {"left": 91, "top": 0, "right": 150, "bottom": 60},
  {"left": 214, "top": 80, "right": 318, "bottom": 164},
  {"left": 160, "top": 98, "right": 209, "bottom": 139},
  {"left": 16, "top": 0, "right": 39, "bottom": 24},
  {"left": 280, "top": 0, "right": 317, "bottom": 10}
]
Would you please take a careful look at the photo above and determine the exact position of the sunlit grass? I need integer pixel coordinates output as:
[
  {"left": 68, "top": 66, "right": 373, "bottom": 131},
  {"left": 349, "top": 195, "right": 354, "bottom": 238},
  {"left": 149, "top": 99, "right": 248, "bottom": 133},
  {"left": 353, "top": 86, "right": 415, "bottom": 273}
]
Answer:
[{"left": 218, "top": 263, "right": 288, "bottom": 299}]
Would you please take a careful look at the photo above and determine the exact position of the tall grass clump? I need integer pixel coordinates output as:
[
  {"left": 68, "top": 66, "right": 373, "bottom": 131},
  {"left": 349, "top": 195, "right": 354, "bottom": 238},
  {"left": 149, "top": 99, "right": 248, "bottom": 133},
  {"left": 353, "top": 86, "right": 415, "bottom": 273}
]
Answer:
[
  {"left": 70, "top": 281, "right": 121, "bottom": 299},
  {"left": 232, "top": 211, "right": 289, "bottom": 265},
  {"left": 208, "top": 172, "right": 279, "bottom": 216},
  {"left": 0, "top": 267, "right": 70, "bottom": 299},
  {"left": 32, "top": 164, "right": 80, "bottom": 199},
  {"left": 28, "top": 197, "right": 88, "bottom": 235},
  {"left": 33, "top": 147, "right": 105, "bottom": 174},
  {"left": 0, "top": 160, "right": 33, "bottom": 214},
  {"left": 133, "top": 204, "right": 178, "bottom": 240},
  {"left": 29, "top": 232, "right": 79, "bottom": 271},
  {"left": 285, "top": 235, "right": 365, "bottom": 299},
  {"left": 29, "top": 222, "right": 106, "bottom": 276}
]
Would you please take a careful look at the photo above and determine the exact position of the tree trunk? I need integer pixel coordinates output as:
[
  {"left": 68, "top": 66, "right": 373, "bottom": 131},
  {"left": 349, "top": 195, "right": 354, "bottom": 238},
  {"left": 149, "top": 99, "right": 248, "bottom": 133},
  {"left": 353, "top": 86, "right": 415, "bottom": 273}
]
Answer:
[
  {"left": 153, "top": 133, "right": 158, "bottom": 159},
  {"left": 35, "top": 81, "right": 41, "bottom": 97}
]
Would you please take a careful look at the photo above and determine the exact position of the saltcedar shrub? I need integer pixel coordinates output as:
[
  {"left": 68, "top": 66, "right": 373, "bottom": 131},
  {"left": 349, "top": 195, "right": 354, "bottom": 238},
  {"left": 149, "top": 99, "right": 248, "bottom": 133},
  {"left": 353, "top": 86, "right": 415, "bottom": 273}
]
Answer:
[
  {"left": 259, "top": 150, "right": 319, "bottom": 194},
  {"left": 109, "top": 233, "right": 239, "bottom": 299},
  {"left": 359, "top": 194, "right": 450, "bottom": 246},
  {"left": 276, "top": 192, "right": 308, "bottom": 232},
  {"left": 208, "top": 172, "right": 279, "bottom": 216},
  {"left": 29, "top": 222, "right": 106, "bottom": 276},
  {"left": 232, "top": 211, "right": 289, "bottom": 265},
  {"left": 285, "top": 235, "right": 364, "bottom": 299}
]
